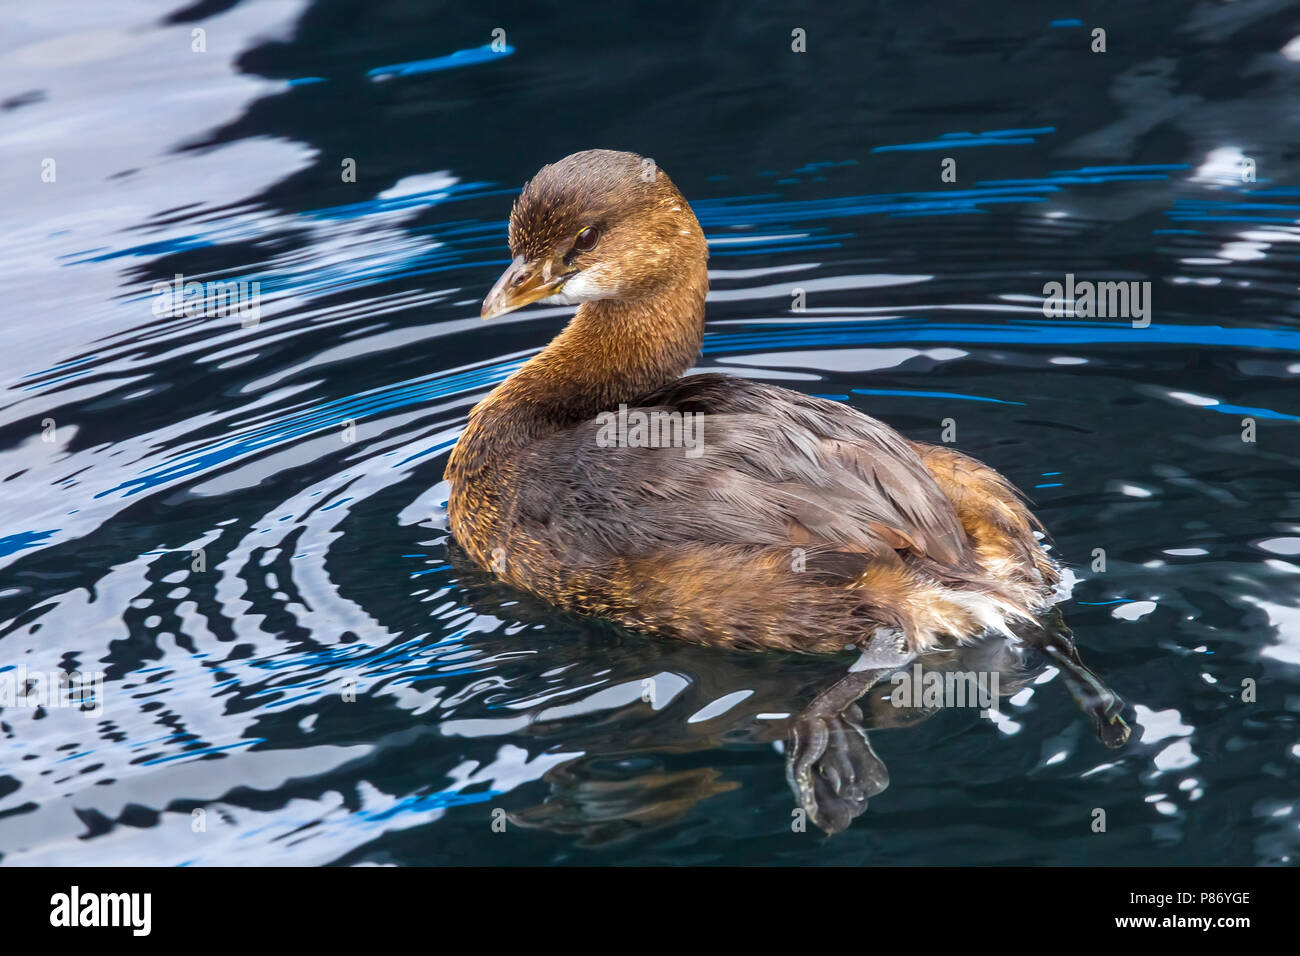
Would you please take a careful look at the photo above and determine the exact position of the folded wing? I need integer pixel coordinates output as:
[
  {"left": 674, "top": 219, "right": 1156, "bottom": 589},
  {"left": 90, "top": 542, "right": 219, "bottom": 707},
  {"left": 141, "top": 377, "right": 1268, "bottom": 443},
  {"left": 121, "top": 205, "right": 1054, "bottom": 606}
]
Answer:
[{"left": 508, "top": 375, "right": 973, "bottom": 572}]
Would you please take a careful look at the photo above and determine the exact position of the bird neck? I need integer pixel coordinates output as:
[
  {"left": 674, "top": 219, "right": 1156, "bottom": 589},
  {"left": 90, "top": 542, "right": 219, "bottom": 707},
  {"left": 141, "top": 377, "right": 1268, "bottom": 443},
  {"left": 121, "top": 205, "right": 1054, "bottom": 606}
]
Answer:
[{"left": 450, "top": 260, "right": 708, "bottom": 471}]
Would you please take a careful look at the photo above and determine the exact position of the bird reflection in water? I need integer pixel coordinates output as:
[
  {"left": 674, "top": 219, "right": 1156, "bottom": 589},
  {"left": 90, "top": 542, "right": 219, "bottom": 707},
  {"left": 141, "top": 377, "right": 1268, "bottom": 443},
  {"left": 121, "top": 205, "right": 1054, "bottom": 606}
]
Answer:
[{"left": 446, "top": 540, "right": 1129, "bottom": 840}]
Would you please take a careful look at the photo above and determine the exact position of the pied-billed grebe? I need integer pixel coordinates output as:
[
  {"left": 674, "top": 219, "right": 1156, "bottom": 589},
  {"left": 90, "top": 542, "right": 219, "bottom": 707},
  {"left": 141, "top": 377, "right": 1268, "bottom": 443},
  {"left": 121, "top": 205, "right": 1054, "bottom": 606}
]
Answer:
[{"left": 445, "top": 149, "right": 1064, "bottom": 655}]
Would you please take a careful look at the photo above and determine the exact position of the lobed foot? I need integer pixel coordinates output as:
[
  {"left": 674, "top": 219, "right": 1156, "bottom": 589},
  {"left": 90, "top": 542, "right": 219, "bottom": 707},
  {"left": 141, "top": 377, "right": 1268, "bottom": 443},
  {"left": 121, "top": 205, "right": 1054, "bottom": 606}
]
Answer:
[
  {"left": 786, "top": 702, "right": 888, "bottom": 834},
  {"left": 785, "top": 662, "right": 904, "bottom": 834},
  {"left": 1032, "top": 615, "right": 1131, "bottom": 749}
]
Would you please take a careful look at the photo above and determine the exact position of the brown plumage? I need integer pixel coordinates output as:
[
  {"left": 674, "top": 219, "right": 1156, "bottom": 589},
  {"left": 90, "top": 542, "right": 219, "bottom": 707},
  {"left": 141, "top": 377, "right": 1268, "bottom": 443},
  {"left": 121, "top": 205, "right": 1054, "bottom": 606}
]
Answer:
[{"left": 445, "top": 149, "right": 1061, "bottom": 654}]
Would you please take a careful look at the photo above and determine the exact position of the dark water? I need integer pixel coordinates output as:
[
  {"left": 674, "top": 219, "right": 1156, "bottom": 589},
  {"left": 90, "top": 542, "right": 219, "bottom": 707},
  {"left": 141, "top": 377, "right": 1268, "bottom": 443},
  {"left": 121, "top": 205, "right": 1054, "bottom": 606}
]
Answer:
[{"left": 1, "top": 0, "right": 1298, "bottom": 865}]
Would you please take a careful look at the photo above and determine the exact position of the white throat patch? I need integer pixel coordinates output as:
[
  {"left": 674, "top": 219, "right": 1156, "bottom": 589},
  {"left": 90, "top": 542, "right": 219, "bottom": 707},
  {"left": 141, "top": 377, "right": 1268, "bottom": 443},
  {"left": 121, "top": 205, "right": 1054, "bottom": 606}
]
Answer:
[{"left": 541, "top": 263, "right": 617, "bottom": 305}]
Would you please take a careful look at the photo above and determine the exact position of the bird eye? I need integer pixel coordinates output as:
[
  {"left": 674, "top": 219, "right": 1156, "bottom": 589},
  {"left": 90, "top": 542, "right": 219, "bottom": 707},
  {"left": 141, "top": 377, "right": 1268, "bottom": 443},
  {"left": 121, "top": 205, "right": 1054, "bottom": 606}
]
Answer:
[{"left": 572, "top": 226, "right": 600, "bottom": 253}]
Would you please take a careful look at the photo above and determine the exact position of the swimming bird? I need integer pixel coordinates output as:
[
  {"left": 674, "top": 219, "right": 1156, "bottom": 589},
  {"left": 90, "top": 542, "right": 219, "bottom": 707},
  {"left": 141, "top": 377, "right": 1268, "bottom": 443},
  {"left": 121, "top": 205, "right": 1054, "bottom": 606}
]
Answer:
[{"left": 445, "top": 149, "right": 1067, "bottom": 656}]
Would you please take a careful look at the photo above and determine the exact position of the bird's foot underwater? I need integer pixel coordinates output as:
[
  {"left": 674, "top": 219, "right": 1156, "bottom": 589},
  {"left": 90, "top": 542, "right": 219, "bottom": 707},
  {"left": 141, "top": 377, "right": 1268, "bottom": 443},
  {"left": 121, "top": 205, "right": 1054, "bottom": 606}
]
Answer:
[
  {"left": 1049, "top": 644, "right": 1131, "bottom": 749},
  {"left": 1032, "top": 617, "right": 1132, "bottom": 749},
  {"left": 786, "top": 702, "right": 888, "bottom": 835},
  {"left": 785, "top": 663, "right": 902, "bottom": 835}
]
